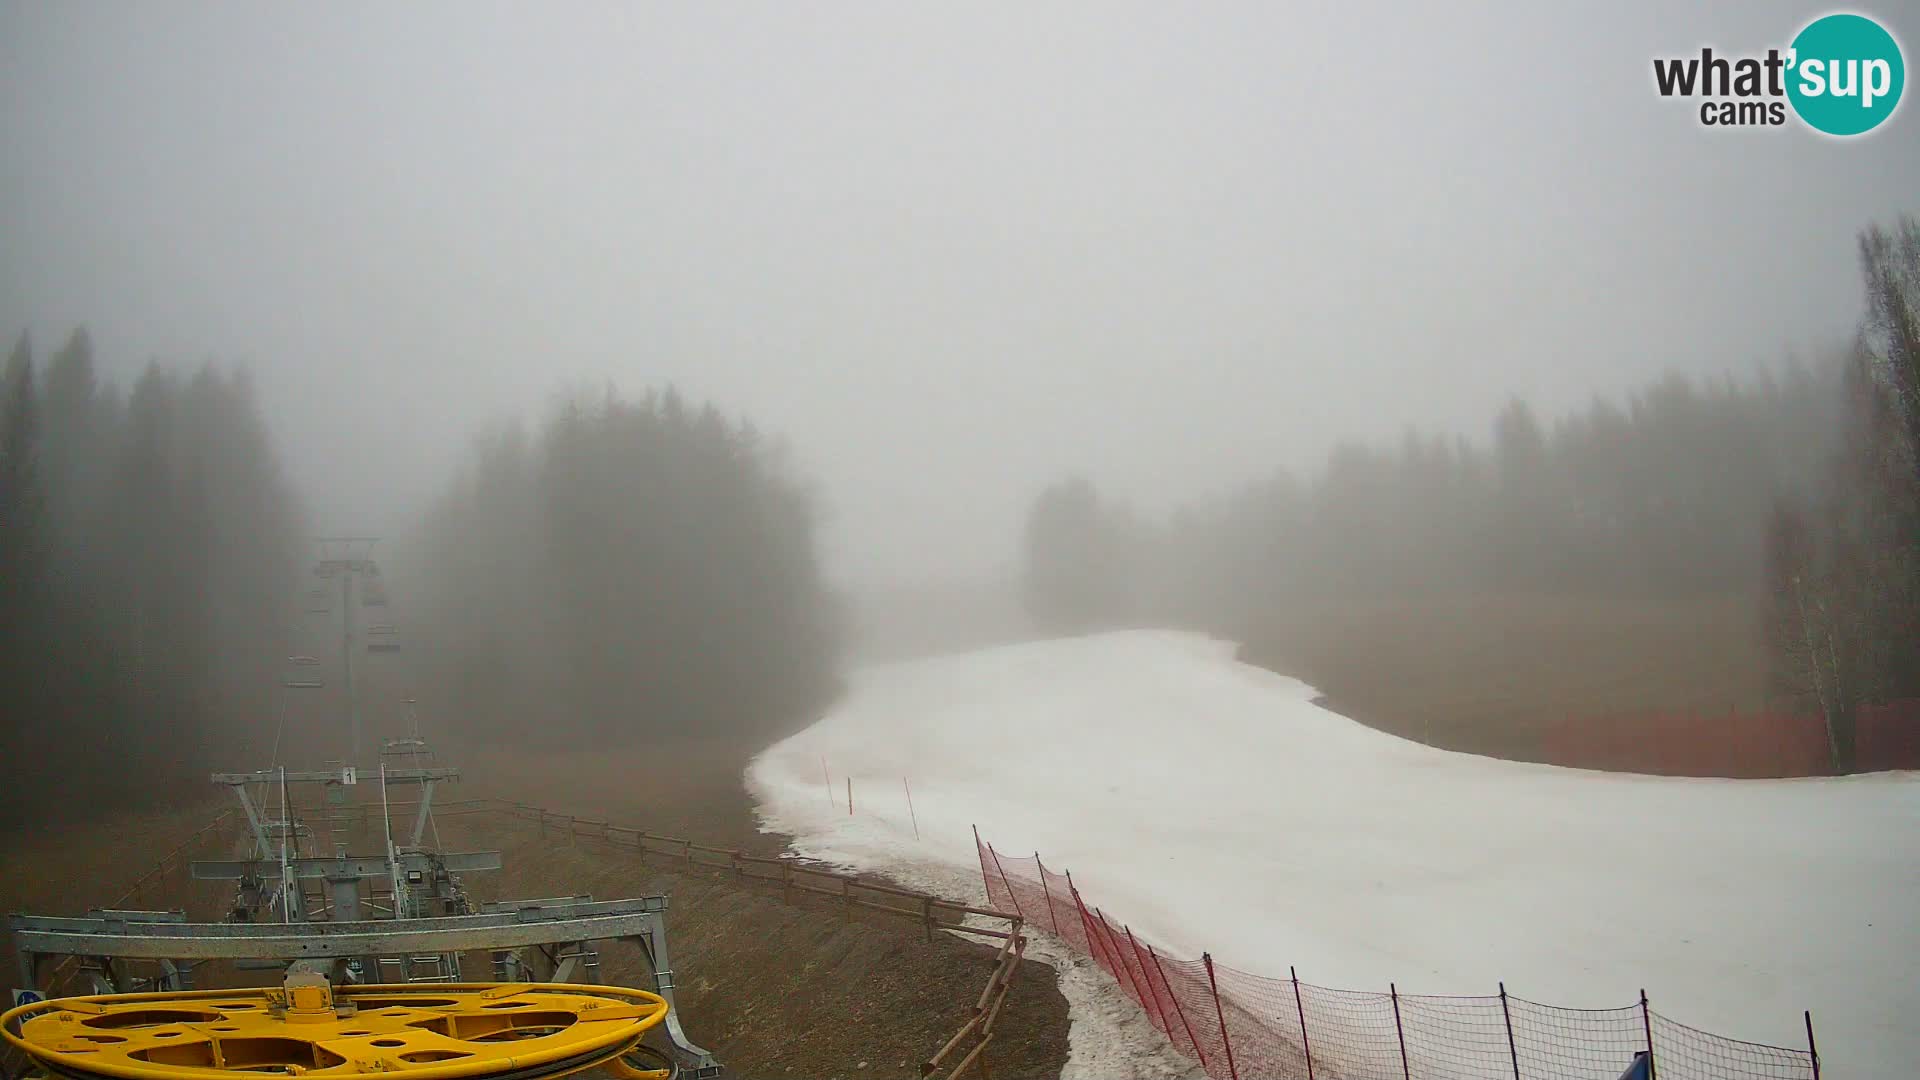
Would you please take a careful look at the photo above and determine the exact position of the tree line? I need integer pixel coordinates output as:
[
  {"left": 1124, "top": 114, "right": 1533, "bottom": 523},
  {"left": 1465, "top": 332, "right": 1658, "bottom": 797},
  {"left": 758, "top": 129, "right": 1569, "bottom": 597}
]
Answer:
[
  {"left": 0, "top": 335, "right": 844, "bottom": 821},
  {"left": 0, "top": 331, "right": 304, "bottom": 824},
  {"left": 1024, "top": 218, "right": 1920, "bottom": 772},
  {"left": 1763, "top": 219, "right": 1920, "bottom": 770},
  {"left": 1024, "top": 365, "right": 1843, "bottom": 628},
  {"left": 401, "top": 386, "right": 843, "bottom": 748}
]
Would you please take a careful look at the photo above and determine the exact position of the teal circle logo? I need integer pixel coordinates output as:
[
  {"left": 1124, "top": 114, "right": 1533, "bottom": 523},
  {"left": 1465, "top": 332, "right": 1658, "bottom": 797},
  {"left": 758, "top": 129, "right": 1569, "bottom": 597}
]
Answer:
[{"left": 1787, "top": 13, "right": 1905, "bottom": 136}]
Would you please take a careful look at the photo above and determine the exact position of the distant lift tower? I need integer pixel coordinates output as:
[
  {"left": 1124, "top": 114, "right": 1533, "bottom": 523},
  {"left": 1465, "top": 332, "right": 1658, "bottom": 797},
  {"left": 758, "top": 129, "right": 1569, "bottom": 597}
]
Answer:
[{"left": 312, "top": 537, "right": 385, "bottom": 763}]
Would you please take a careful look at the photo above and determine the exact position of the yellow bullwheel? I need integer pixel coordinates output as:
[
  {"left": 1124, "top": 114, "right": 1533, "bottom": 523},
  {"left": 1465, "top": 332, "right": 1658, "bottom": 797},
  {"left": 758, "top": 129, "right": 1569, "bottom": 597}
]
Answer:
[{"left": 2, "top": 981, "right": 674, "bottom": 1080}]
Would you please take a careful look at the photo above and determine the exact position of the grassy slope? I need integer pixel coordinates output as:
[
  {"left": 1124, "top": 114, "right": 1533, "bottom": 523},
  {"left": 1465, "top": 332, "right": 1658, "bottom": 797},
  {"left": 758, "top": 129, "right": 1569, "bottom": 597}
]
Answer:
[{"left": 1233, "top": 591, "right": 1770, "bottom": 762}]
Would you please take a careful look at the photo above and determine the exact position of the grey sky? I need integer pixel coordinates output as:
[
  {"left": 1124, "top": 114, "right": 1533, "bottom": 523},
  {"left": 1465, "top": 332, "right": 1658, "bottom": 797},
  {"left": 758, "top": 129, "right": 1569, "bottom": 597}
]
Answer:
[{"left": 2, "top": 2, "right": 1912, "bottom": 583}]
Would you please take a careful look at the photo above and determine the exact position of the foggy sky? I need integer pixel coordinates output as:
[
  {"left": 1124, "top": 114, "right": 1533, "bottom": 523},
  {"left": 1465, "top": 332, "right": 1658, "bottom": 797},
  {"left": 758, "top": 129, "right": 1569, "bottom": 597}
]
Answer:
[{"left": 2, "top": 3, "right": 1912, "bottom": 584}]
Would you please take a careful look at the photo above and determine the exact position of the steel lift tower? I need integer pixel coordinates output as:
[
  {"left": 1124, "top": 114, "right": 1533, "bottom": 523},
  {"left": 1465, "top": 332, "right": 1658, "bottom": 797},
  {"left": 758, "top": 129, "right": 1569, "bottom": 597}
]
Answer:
[{"left": 4, "top": 544, "right": 722, "bottom": 1080}]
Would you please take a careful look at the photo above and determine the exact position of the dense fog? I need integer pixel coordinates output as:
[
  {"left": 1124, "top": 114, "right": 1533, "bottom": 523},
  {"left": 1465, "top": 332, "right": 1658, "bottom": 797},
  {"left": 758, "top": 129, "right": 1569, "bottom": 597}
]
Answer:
[{"left": 2, "top": 5, "right": 1916, "bottom": 816}]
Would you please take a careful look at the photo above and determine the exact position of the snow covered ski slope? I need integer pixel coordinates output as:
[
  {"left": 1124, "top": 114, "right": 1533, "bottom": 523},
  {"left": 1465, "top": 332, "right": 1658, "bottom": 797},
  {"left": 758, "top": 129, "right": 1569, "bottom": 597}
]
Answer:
[{"left": 748, "top": 630, "right": 1919, "bottom": 1077}]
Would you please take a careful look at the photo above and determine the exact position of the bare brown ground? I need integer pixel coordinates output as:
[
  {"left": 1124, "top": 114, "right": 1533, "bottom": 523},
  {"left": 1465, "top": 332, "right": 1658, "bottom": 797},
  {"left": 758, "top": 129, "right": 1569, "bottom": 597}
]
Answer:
[
  {"left": 441, "top": 810, "right": 1065, "bottom": 1079},
  {"left": 449, "top": 737, "right": 783, "bottom": 856},
  {"left": 1235, "top": 591, "right": 1770, "bottom": 762},
  {"left": 0, "top": 745, "right": 1070, "bottom": 1080}
]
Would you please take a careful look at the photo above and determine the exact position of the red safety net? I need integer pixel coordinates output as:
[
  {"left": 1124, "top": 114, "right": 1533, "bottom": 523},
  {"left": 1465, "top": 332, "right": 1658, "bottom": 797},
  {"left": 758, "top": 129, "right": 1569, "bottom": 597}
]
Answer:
[{"left": 978, "top": 832, "right": 1818, "bottom": 1080}]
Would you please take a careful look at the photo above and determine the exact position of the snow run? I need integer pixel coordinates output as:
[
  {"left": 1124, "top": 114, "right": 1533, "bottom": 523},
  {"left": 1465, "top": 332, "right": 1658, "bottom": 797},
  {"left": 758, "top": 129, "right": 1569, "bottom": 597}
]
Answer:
[{"left": 748, "top": 630, "right": 1919, "bottom": 1077}]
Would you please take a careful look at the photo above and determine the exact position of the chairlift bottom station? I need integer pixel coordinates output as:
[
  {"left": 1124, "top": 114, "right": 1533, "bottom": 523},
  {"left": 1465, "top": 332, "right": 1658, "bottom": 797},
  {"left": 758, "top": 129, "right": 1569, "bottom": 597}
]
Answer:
[{"left": 4, "top": 541, "right": 722, "bottom": 1079}]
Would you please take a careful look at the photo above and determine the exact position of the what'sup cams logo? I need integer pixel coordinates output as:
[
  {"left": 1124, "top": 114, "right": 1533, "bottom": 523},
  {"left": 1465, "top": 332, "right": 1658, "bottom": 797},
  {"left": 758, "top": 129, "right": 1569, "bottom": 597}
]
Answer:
[{"left": 1653, "top": 12, "right": 1904, "bottom": 135}]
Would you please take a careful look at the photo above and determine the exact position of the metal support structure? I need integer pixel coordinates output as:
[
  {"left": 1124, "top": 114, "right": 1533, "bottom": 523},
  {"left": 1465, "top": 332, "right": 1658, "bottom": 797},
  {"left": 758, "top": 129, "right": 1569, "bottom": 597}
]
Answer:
[
  {"left": 232, "top": 783, "right": 272, "bottom": 861},
  {"left": 9, "top": 897, "right": 718, "bottom": 1077},
  {"left": 191, "top": 851, "right": 502, "bottom": 882},
  {"left": 311, "top": 537, "right": 382, "bottom": 764},
  {"left": 342, "top": 564, "right": 356, "bottom": 760},
  {"left": 17, "top": 573, "right": 727, "bottom": 1078},
  {"left": 214, "top": 768, "right": 459, "bottom": 786},
  {"left": 410, "top": 778, "right": 439, "bottom": 848},
  {"left": 213, "top": 769, "right": 459, "bottom": 876},
  {"left": 633, "top": 908, "right": 715, "bottom": 1077}
]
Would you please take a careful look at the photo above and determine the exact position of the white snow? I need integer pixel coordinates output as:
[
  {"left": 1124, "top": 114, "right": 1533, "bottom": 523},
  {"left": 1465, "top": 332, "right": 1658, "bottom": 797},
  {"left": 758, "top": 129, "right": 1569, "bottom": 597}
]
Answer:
[{"left": 748, "top": 630, "right": 1920, "bottom": 1078}]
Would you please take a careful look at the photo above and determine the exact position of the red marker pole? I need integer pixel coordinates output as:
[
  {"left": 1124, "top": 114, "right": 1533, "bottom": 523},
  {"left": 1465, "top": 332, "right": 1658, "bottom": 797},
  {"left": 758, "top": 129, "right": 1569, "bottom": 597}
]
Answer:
[
  {"left": 904, "top": 777, "right": 920, "bottom": 839},
  {"left": 821, "top": 756, "right": 833, "bottom": 807},
  {"left": 847, "top": 776, "right": 853, "bottom": 816}
]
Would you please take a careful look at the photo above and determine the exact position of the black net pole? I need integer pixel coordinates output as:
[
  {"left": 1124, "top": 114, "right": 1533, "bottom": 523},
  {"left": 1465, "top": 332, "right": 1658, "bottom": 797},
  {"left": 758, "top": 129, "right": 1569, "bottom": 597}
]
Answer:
[
  {"left": 1203, "top": 953, "right": 1241, "bottom": 1080},
  {"left": 1499, "top": 982, "right": 1520, "bottom": 1080},
  {"left": 1390, "top": 982, "right": 1410, "bottom": 1080},
  {"left": 1641, "top": 988, "right": 1657, "bottom": 1080},
  {"left": 1034, "top": 852, "right": 1062, "bottom": 935},
  {"left": 1291, "top": 966, "right": 1315, "bottom": 1080}
]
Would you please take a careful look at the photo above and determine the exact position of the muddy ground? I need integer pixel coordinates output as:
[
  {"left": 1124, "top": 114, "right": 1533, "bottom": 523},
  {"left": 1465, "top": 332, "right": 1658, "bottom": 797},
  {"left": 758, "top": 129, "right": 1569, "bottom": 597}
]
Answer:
[{"left": 0, "top": 749, "right": 1070, "bottom": 1080}]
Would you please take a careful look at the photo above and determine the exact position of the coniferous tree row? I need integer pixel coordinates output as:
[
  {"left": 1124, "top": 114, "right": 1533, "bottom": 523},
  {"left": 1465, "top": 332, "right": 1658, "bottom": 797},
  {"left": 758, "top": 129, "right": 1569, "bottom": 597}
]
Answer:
[
  {"left": 1021, "top": 218, "right": 1920, "bottom": 773},
  {"left": 1025, "top": 361, "right": 1844, "bottom": 629},
  {"left": 0, "top": 330, "right": 305, "bottom": 824},
  {"left": 1764, "top": 217, "right": 1920, "bottom": 769},
  {"left": 404, "top": 387, "right": 843, "bottom": 747}
]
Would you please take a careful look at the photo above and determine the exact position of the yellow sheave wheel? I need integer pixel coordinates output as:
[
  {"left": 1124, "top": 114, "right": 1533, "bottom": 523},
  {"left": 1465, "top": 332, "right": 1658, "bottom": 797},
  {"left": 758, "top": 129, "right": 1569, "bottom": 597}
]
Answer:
[
  {"left": 2, "top": 983, "right": 669, "bottom": 1080},
  {"left": 604, "top": 1044, "right": 676, "bottom": 1080}
]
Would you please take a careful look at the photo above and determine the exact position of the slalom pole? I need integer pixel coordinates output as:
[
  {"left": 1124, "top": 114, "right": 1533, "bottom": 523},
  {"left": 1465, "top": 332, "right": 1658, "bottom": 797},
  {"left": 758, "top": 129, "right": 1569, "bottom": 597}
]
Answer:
[
  {"left": 822, "top": 755, "right": 834, "bottom": 807},
  {"left": 847, "top": 776, "right": 853, "bottom": 816},
  {"left": 904, "top": 777, "right": 920, "bottom": 839}
]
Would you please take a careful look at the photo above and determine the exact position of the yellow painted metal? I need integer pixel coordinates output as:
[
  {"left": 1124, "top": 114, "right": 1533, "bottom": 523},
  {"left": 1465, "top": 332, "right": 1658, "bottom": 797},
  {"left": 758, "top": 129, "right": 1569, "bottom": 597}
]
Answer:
[
  {"left": 602, "top": 1044, "right": 674, "bottom": 1080},
  {"left": 2, "top": 983, "right": 669, "bottom": 1080}
]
